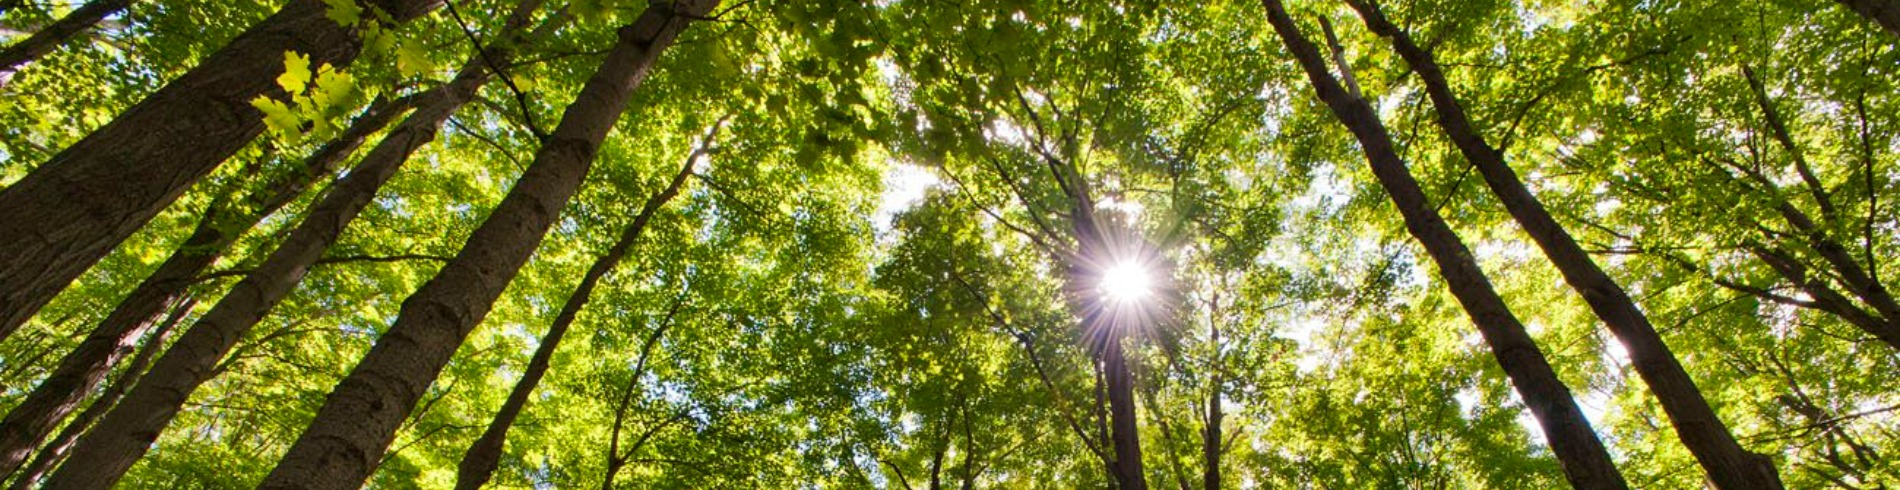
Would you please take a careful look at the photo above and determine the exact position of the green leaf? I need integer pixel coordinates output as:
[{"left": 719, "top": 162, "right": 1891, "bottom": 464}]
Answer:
[
  {"left": 395, "top": 42, "right": 433, "bottom": 78},
  {"left": 322, "top": 0, "right": 363, "bottom": 26},
  {"left": 250, "top": 96, "right": 301, "bottom": 138},
  {"left": 277, "top": 51, "right": 311, "bottom": 95}
]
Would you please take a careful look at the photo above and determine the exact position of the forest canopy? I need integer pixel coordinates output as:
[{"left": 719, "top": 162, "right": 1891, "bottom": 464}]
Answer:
[{"left": 0, "top": 0, "right": 1895, "bottom": 488}]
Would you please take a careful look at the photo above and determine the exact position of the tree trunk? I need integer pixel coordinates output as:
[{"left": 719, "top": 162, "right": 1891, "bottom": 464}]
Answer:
[
  {"left": 0, "top": 0, "right": 132, "bottom": 83},
  {"left": 599, "top": 294, "right": 683, "bottom": 490},
  {"left": 1255, "top": 2, "right": 1628, "bottom": 488},
  {"left": 452, "top": 122, "right": 713, "bottom": 490},
  {"left": 0, "top": 0, "right": 440, "bottom": 344},
  {"left": 0, "top": 96, "right": 406, "bottom": 481},
  {"left": 259, "top": 3, "right": 716, "bottom": 488},
  {"left": 4, "top": 297, "right": 188, "bottom": 490},
  {"left": 37, "top": 2, "right": 548, "bottom": 486},
  {"left": 1104, "top": 337, "right": 1146, "bottom": 490},
  {"left": 1344, "top": 2, "right": 1781, "bottom": 488},
  {"left": 1202, "top": 325, "right": 1221, "bottom": 490},
  {"left": 1837, "top": 0, "right": 1900, "bottom": 38}
]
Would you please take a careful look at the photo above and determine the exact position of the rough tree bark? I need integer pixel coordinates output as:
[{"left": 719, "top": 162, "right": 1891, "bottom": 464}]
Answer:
[
  {"left": 38, "top": 1, "right": 549, "bottom": 487},
  {"left": 452, "top": 121, "right": 718, "bottom": 490},
  {"left": 0, "top": 97, "right": 408, "bottom": 481},
  {"left": 260, "top": 2, "right": 717, "bottom": 488},
  {"left": 0, "top": 0, "right": 440, "bottom": 343},
  {"left": 0, "top": 0, "right": 133, "bottom": 83},
  {"left": 4, "top": 297, "right": 188, "bottom": 490},
  {"left": 1255, "top": 1, "right": 1628, "bottom": 488},
  {"left": 1345, "top": 1, "right": 1781, "bottom": 488},
  {"left": 1836, "top": 0, "right": 1900, "bottom": 38}
]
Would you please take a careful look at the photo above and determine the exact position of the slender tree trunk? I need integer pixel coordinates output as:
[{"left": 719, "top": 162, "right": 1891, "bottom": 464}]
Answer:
[
  {"left": 4, "top": 298, "right": 188, "bottom": 490},
  {"left": 1345, "top": 2, "right": 1780, "bottom": 488},
  {"left": 0, "top": 97, "right": 407, "bottom": 481},
  {"left": 1104, "top": 337, "right": 1146, "bottom": 490},
  {"left": 0, "top": 0, "right": 133, "bottom": 83},
  {"left": 261, "top": 3, "right": 716, "bottom": 488},
  {"left": 452, "top": 122, "right": 715, "bottom": 490},
  {"left": 599, "top": 295, "right": 684, "bottom": 490},
  {"left": 0, "top": 0, "right": 440, "bottom": 343},
  {"left": 1837, "top": 0, "right": 1900, "bottom": 38},
  {"left": 1255, "top": 2, "right": 1628, "bottom": 488},
  {"left": 1202, "top": 323, "right": 1221, "bottom": 490},
  {"left": 38, "top": 2, "right": 549, "bottom": 486}
]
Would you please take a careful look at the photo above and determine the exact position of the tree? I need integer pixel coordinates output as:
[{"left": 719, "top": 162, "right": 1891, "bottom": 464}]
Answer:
[
  {"left": 1341, "top": 0, "right": 1780, "bottom": 487},
  {"left": 0, "top": 0, "right": 132, "bottom": 84},
  {"left": 1, "top": 0, "right": 1895, "bottom": 487},
  {"left": 37, "top": 2, "right": 556, "bottom": 487},
  {"left": 0, "top": 0, "right": 440, "bottom": 341},
  {"left": 1254, "top": 0, "right": 1627, "bottom": 487},
  {"left": 0, "top": 95, "right": 408, "bottom": 479},
  {"left": 259, "top": 2, "right": 718, "bottom": 487},
  {"left": 454, "top": 118, "right": 717, "bottom": 490}
]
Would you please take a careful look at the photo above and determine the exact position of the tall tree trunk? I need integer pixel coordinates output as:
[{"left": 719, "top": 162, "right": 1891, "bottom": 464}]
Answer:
[
  {"left": 38, "top": 2, "right": 548, "bottom": 486},
  {"left": 1201, "top": 323, "right": 1221, "bottom": 490},
  {"left": 1254, "top": 2, "right": 1628, "bottom": 488},
  {"left": 1345, "top": 2, "right": 1781, "bottom": 488},
  {"left": 0, "top": 0, "right": 133, "bottom": 83},
  {"left": 0, "top": 97, "right": 407, "bottom": 481},
  {"left": 1836, "top": 0, "right": 1900, "bottom": 38},
  {"left": 260, "top": 3, "right": 716, "bottom": 488},
  {"left": 4, "top": 297, "right": 189, "bottom": 490},
  {"left": 1104, "top": 336, "right": 1146, "bottom": 490},
  {"left": 0, "top": 0, "right": 439, "bottom": 342},
  {"left": 452, "top": 121, "right": 715, "bottom": 490}
]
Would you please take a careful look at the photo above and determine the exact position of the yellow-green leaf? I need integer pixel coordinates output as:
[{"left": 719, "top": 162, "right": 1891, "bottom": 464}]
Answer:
[{"left": 278, "top": 52, "right": 312, "bottom": 95}]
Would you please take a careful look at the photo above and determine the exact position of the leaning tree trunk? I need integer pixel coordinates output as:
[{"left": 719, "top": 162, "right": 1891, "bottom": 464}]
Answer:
[
  {"left": 453, "top": 122, "right": 715, "bottom": 490},
  {"left": 4, "top": 297, "right": 189, "bottom": 490},
  {"left": 1836, "top": 0, "right": 1900, "bottom": 38},
  {"left": 0, "top": 0, "right": 134, "bottom": 83},
  {"left": 0, "top": 0, "right": 440, "bottom": 343},
  {"left": 260, "top": 3, "right": 717, "bottom": 489},
  {"left": 37, "top": 2, "right": 549, "bottom": 487},
  {"left": 0, "top": 97, "right": 408, "bottom": 481},
  {"left": 1344, "top": 1, "right": 1781, "bottom": 488},
  {"left": 1255, "top": 1, "right": 1628, "bottom": 488}
]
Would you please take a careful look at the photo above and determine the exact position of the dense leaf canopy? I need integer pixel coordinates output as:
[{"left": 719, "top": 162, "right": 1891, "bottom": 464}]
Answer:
[{"left": 0, "top": 0, "right": 1895, "bottom": 488}]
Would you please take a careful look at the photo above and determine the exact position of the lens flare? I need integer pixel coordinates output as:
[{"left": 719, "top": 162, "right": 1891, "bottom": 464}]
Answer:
[{"left": 1099, "top": 261, "right": 1153, "bottom": 303}]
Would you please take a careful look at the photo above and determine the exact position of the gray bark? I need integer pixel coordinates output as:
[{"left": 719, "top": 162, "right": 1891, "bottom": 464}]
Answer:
[
  {"left": 453, "top": 121, "right": 713, "bottom": 490},
  {"left": 1346, "top": 1, "right": 1781, "bottom": 487},
  {"left": 1256, "top": 2, "right": 1628, "bottom": 488}
]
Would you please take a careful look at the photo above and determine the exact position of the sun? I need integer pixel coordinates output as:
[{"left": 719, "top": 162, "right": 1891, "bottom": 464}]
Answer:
[{"left": 1099, "top": 260, "right": 1153, "bottom": 303}]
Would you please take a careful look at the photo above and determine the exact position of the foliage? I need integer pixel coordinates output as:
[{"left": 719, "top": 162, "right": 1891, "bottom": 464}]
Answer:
[{"left": 0, "top": 0, "right": 1895, "bottom": 487}]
